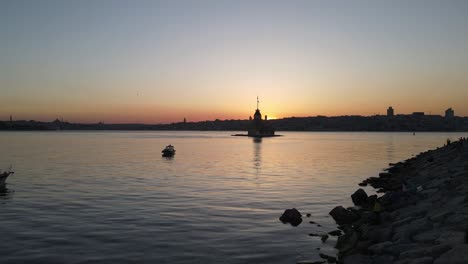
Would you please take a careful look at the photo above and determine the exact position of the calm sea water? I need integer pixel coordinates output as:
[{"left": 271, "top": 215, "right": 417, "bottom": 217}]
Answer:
[{"left": 0, "top": 131, "right": 465, "bottom": 263}]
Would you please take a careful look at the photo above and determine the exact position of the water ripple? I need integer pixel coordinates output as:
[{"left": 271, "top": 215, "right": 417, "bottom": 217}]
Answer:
[{"left": 0, "top": 131, "right": 461, "bottom": 263}]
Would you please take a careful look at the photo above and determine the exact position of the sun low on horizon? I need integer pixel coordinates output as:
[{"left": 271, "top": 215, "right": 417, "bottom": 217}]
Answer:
[{"left": 1, "top": 0, "right": 468, "bottom": 124}]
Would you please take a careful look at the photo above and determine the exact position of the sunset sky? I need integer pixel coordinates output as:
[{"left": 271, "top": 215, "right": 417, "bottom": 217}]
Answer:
[{"left": 1, "top": 0, "right": 468, "bottom": 123}]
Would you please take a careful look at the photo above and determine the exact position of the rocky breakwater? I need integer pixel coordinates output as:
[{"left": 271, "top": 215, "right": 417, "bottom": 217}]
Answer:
[{"left": 329, "top": 138, "right": 468, "bottom": 264}]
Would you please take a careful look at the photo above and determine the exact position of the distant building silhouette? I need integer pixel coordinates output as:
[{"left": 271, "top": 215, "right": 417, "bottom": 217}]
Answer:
[
  {"left": 247, "top": 97, "right": 275, "bottom": 137},
  {"left": 184, "top": 117, "right": 187, "bottom": 123},
  {"left": 387, "top": 107, "right": 394, "bottom": 117},
  {"left": 52, "top": 118, "right": 63, "bottom": 130},
  {"left": 9, "top": 115, "right": 12, "bottom": 122},
  {"left": 445, "top": 108, "right": 454, "bottom": 119},
  {"left": 412, "top": 112, "right": 425, "bottom": 117}
]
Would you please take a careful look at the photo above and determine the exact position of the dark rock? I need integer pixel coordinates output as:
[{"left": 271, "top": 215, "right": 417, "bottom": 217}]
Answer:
[
  {"left": 428, "top": 244, "right": 452, "bottom": 258},
  {"left": 296, "top": 261, "right": 325, "bottom": 264},
  {"left": 364, "top": 194, "right": 378, "bottom": 210},
  {"left": 336, "top": 229, "right": 360, "bottom": 255},
  {"left": 379, "top": 172, "right": 392, "bottom": 178},
  {"left": 373, "top": 255, "right": 394, "bottom": 264},
  {"left": 368, "top": 241, "right": 393, "bottom": 254},
  {"left": 434, "top": 244, "right": 468, "bottom": 264},
  {"left": 392, "top": 216, "right": 416, "bottom": 228},
  {"left": 318, "top": 253, "right": 336, "bottom": 263},
  {"left": 436, "top": 231, "right": 465, "bottom": 245},
  {"left": 320, "top": 234, "right": 329, "bottom": 242},
  {"left": 355, "top": 240, "right": 371, "bottom": 252},
  {"left": 399, "top": 248, "right": 429, "bottom": 259},
  {"left": 329, "top": 206, "right": 360, "bottom": 225},
  {"left": 368, "top": 227, "right": 392, "bottom": 243},
  {"left": 328, "top": 230, "right": 342, "bottom": 236},
  {"left": 351, "top": 189, "right": 368, "bottom": 206},
  {"left": 306, "top": 213, "right": 311, "bottom": 217},
  {"left": 309, "top": 221, "right": 316, "bottom": 224},
  {"left": 429, "top": 210, "right": 454, "bottom": 223},
  {"left": 279, "top": 208, "right": 302, "bottom": 226},
  {"left": 413, "top": 229, "right": 441, "bottom": 243},
  {"left": 388, "top": 165, "right": 401, "bottom": 173},
  {"left": 382, "top": 243, "right": 419, "bottom": 257},
  {"left": 393, "top": 218, "right": 433, "bottom": 243},
  {"left": 409, "top": 257, "right": 433, "bottom": 264},
  {"left": 355, "top": 211, "right": 378, "bottom": 226},
  {"left": 342, "top": 254, "right": 372, "bottom": 264}
]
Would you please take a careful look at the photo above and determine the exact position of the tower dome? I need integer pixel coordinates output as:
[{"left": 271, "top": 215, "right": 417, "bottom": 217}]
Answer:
[{"left": 253, "top": 109, "right": 262, "bottom": 120}]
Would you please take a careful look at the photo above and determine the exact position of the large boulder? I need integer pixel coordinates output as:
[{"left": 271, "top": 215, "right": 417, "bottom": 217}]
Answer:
[
  {"left": 336, "top": 229, "right": 360, "bottom": 254},
  {"left": 368, "top": 241, "right": 393, "bottom": 254},
  {"left": 372, "top": 255, "right": 394, "bottom": 264},
  {"left": 342, "top": 254, "right": 372, "bottom": 264},
  {"left": 319, "top": 253, "right": 336, "bottom": 263},
  {"left": 364, "top": 194, "right": 378, "bottom": 210},
  {"left": 434, "top": 244, "right": 468, "bottom": 264},
  {"left": 329, "top": 206, "right": 360, "bottom": 225},
  {"left": 351, "top": 189, "right": 368, "bottom": 206},
  {"left": 279, "top": 208, "right": 302, "bottom": 226},
  {"left": 328, "top": 230, "right": 343, "bottom": 236}
]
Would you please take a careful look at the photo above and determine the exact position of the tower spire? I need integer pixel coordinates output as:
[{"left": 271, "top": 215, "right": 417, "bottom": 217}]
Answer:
[{"left": 257, "top": 96, "right": 259, "bottom": 110}]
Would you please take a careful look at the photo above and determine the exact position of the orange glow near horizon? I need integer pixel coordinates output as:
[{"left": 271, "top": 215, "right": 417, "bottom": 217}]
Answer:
[
  {"left": 3, "top": 98, "right": 467, "bottom": 124},
  {"left": 2, "top": 83, "right": 468, "bottom": 124}
]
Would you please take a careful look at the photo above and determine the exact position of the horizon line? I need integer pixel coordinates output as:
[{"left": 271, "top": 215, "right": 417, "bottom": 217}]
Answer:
[{"left": 3, "top": 112, "right": 466, "bottom": 125}]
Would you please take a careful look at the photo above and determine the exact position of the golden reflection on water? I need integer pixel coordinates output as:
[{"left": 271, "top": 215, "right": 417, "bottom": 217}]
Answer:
[{"left": 253, "top": 137, "right": 262, "bottom": 178}]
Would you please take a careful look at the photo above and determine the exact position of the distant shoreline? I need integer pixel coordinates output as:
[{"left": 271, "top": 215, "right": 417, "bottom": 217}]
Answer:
[
  {"left": 1, "top": 114, "right": 468, "bottom": 132},
  {"left": 1, "top": 130, "right": 467, "bottom": 133}
]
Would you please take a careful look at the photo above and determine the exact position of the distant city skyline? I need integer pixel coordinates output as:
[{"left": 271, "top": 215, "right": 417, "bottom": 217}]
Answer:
[
  {"left": 2, "top": 0, "right": 468, "bottom": 123},
  {"left": 3, "top": 105, "right": 464, "bottom": 124}
]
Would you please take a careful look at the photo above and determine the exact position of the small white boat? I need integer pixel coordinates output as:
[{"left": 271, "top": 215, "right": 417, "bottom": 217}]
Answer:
[{"left": 162, "top": 145, "right": 176, "bottom": 157}]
